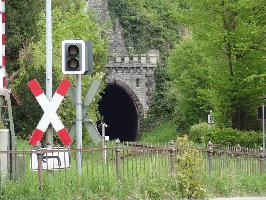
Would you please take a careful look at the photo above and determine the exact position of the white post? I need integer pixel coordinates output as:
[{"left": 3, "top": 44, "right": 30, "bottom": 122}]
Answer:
[
  {"left": 46, "top": 0, "right": 53, "bottom": 146},
  {"left": 0, "top": 129, "right": 10, "bottom": 177},
  {"left": 76, "top": 74, "right": 82, "bottom": 175},
  {"left": 208, "top": 110, "right": 214, "bottom": 128},
  {"left": 263, "top": 104, "right": 265, "bottom": 150},
  {"left": 101, "top": 122, "right": 108, "bottom": 163}
]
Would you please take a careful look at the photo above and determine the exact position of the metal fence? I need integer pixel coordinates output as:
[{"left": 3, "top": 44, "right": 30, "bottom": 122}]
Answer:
[
  {"left": 201, "top": 141, "right": 265, "bottom": 175},
  {"left": 0, "top": 140, "right": 265, "bottom": 191},
  {"left": 0, "top": 140, "right": 173, "bottom": 191}
]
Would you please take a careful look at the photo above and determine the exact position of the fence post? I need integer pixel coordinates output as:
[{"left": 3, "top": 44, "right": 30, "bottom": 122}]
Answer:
[
  {"left": 259, "top": 147, "right": 264, "bottom": 175},
  {"left": 169, "top": 140, "right": 176, "bottom": 175},
  {"left": 36, "top": 150, "right": 44, "bottom": 191},
  {"left": 236, "top": 144, "right": 241, "bottom": 169},
  {"left": 207, "top": 141, "right": 213, "bottom": 175},
  {"left": 115, "top": 139, "right": 121, "bottom": 179},
  {"left": 14, "top": 154, "right": 25, "bottom": 181}
]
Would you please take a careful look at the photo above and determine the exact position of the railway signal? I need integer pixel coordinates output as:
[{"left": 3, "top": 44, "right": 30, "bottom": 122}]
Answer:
[{"left": 62, "top": 40, "right": 93, "bottom": 75}]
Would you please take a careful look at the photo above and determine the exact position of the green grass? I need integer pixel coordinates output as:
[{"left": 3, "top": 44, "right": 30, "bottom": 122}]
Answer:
[
  {"left": 0, "top": 148, "right": 179, "bottom": 200},
  {"left": 139, "top": 121, "right": 177, "bottom": 144},
  {"left": 200, "top": 154, "right": 266, "bottom": 197},
  {"left": 0, "top": 174, "right": 182, "bottom": 200},
  {"left": 204, "top": 172, "right": 266, "bottom": 198},
  {"left": 3, "top": 135, "right": 266, "bottom": 199},
  {"left": 16, "top": 137, "right": 31, "bottom": 150},
  {"left": 0, "top": 143, "right": 178, "bottom": 200}
]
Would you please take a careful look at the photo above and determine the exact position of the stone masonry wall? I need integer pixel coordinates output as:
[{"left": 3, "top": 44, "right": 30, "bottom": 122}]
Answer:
[{"left": 87, "top": 0, "right": 159, "bottom": 115}]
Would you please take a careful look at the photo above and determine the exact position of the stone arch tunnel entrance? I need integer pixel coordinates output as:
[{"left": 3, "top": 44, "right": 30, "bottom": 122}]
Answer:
[{"left": 98, "top": 83, "right": 141, "bottom": 141}]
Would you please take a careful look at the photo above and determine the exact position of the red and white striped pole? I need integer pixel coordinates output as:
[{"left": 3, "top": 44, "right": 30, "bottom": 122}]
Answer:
[
  {"left": 0, "top": 0, "right": 6, "bottom": 89},
  {"left": 27, "top": 79, "right": 72, "bottom": 146}
]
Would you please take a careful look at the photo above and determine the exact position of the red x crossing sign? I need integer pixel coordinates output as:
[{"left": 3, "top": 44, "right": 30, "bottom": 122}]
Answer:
[{"left": 27, "top": 79, "right": 72, "bottom": 146}]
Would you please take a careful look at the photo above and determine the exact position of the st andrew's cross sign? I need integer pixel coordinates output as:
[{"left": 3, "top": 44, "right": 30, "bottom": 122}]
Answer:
[{"left": 27, "top": 79, "right": 72, "bottom": 146}]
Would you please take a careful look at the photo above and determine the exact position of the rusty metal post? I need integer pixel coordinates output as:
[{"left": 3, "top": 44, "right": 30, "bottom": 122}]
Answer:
[
  {"left": 236, "top": 144, "right": 241, "bottom": 169},
  {"left": 169, "top": 140, "right": 176, "bottom": 175},
  {"left": 259, "top": 147, "right": 265, "bottom": 175},
  {"left": 207, "top": 141, "right": 213, "bottom": 175},
  {"left": 37, "top": 151, "right": 44, "bottom": 191},
  {"left": 115, "top": 139, "right": 121, "bottom": 179}
]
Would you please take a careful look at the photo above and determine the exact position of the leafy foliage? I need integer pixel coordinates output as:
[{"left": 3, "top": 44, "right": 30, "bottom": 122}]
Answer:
[
  {"left": 12, "top": 3, "right": 107, "bottom": 140},
  {"left": 189, "top": 122, "right": 262, "bottom": 148},
  {"left": 6, "top": 0, "right": 44, "bottom": 74},
  {"left": 108, "top": 0, "right": 184, "bottom": 126},
  {"left": 167, "top": 39, "right": 211, "bottom": 131},
  {"left": 175, "top": 135, "right": 206, "bottom": 199},
  {"left": 6, "top": 0, "right": 85, "bottom": 73},
  {"left": 108, "top": 0, "right": 181, "bottom": 59},
  {"left": 144, "top": 63, "right": 174, "bottom": 129},
  {"left": 167, "top": 0, "right": 265, "bottom": 130}
]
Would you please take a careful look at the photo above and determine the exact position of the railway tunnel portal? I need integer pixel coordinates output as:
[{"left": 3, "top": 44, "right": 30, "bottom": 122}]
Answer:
[{"left": 88, "top": 0, "right": 159, "bottom": 141}]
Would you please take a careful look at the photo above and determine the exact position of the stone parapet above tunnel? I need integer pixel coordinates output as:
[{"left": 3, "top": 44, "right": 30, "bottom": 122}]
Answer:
[
  {"left": 107, "top": 50, "right": 160, "bottom": 66},
  {"left": 88, "top": 0, "right": 159, "bottom": 140}
]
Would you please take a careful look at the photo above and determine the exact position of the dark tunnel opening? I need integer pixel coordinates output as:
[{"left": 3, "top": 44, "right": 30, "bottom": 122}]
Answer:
[{"left": 98, "top": 84, "right": 138, "bottom": 141}]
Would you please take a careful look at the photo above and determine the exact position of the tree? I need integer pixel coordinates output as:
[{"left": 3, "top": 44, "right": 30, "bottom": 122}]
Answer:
[
  {"left": 6, "top": 0, "right": 44, "bottom": 74},
  {"left": 174, "top": 0, "right": 266, "bottom": 130},
  {"left": 167, "top": 39, "right": 210, "bottom": 131},
  {"left": 12, "top": 3, "right": 107, "bottom": 139},
  {"left": 6, "top": 0, "right": 87, "bottom": 74}
]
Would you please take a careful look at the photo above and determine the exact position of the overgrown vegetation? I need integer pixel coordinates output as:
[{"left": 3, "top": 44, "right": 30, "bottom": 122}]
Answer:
[
  {"left": 109, "top": 0, "right": 265, "bottom": 133},
  {"left": 175, "top": 136, "right": 206, "bottom": 199},
  {"left": 167, "top": 0, "right": 265, "bottom": 131},
  {"left": 0, "top": 136, "right": 207, "bottom": 200},
  {"left": 5, "top": 0, "right": 266, "bottom": 197},
  {"left": 167, "top": 39, "right": 210, "bottom": 131},
  {"left": 10, "top": 2, "right": 107, "bottom": 140},
  {"left": 0, "top": 176, "right": 182, "bottom": 200},
  {"left": 189, "top": 122, "right": 262, "bottom": 148},
  {"left": 144, "top": 64, "right": 173, "bottom": 130},
  {"left": 108, "top": 0, "right": 180, "bottom": 58},
  {"left": 204, "top": 173, "right": 266, "bottom": 198},
  {"left": 3, "top": 136, "right": 266, "bottom": 199}
]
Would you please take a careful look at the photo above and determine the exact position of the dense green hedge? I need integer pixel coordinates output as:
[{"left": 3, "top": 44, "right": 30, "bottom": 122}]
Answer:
[{"left": 189, "top": 123, "right": 262, "bottom": 148}]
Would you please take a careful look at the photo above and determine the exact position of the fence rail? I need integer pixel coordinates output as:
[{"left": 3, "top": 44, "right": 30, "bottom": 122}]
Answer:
[{"left": 0, "top": 140, "right": 265, "bottom": 191}]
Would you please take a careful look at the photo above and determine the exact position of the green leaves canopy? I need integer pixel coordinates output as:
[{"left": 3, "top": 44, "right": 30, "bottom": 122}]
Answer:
[
  {"left": 168, "top": 0, "right": 265, "bottom": 130},
  {"left": 12, "top": 3, "right": 107, "bottom": 139}
]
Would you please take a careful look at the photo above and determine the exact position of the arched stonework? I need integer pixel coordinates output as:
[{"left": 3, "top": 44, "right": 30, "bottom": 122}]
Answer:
[
  {"left": 88, "top": 0, "right": 160, "bottom": 139},
  {"left": 88, "top": 0, "right": 159, "bottom": 115},
  {"left": 106, "top": 79, "right": 144, "bottom": 137}
]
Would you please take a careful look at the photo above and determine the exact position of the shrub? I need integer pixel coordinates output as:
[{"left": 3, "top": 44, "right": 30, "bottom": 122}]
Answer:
[
  {"left": 175, "top": 135, "right": 206, "bottom": 199},
  {"left": 189, "top": 123, "right": 262, "bottom": 148},
  {"left": 188, "top": 122, "right": 210, "bottom": 144}
]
